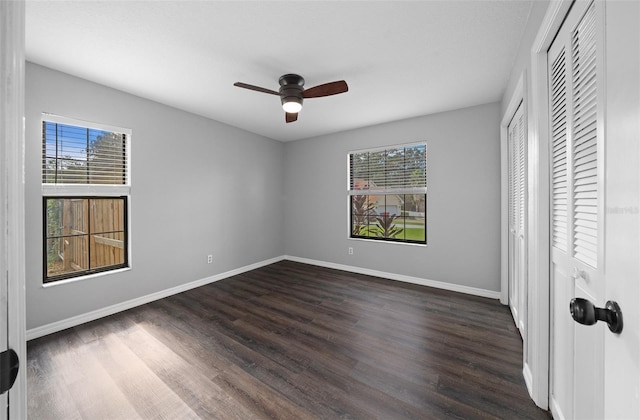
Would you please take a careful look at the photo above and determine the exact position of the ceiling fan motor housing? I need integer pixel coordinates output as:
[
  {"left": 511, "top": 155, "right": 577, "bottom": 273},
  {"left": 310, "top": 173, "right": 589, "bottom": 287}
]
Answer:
[
  {"left": 279, "top": 74, "right": 304, "bottom": 109},
  {"left": 233, "top": 73, "right": 348, "bottom": 122}
]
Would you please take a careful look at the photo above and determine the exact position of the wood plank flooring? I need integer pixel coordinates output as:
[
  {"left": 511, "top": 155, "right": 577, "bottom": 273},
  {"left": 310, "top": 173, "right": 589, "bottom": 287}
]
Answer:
[{"left": 27, "top": 260, "right": 550, "bottom": 419}]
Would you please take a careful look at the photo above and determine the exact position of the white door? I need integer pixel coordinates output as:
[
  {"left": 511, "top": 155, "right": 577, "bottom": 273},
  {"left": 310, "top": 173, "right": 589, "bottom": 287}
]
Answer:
[
  {"left": 549, "top": 1, "right": 640, "bottom": 419},
  {"left": 601, "top": 0, "right": 640, "bottom": 417},
  {"left": 548, "top": 1, "right": 604, "bottom": 418},
  {"left": 0, "top": 1, "right": 26, "bottom": 418},
  {"left": 0, "top": 194, "right": 6, "bottom": 420},
  {"left": 1, "top": 1, "right": 10, "bottom": 414},
  {"left": 507, "top": 101, "right": 527, "bottom": 335}
]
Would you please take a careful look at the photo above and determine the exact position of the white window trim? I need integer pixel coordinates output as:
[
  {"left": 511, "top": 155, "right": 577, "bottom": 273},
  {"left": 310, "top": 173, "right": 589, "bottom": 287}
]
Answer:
[
  {"left": 347, "top": 236, "right": 427, "bottom": 248},
  {"left": 42, "top": 113, "right": 132, "bottom": 142},
  {"left": 42, "top": 184, "right": 130, "bottom": 196},
  {"left": 347, "top": 140, "right": 428, "bottom": 156},
  {"left": 42, "top": 267, "right": 131, "bottom": 288}
]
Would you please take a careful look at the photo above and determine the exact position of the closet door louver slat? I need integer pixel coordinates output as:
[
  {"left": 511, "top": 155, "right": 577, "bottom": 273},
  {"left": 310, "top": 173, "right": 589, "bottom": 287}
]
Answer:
[
  {"left": 571, "top": 2, "right": 598, "bottom": 267},
  {"left": 551, "top": 47, "right": 568, "bottom": 252},
  {"left": 509, "top": 123, "right": 517, "bottom": 232},
  {"left": 518, "top": 112, "right": 525, "bottom": 234}
]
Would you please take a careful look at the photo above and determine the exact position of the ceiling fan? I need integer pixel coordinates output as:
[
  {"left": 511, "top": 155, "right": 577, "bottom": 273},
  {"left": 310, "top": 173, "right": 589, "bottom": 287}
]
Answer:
[{"left": 233, "top": 74, "right": 349, "bottom": 123}]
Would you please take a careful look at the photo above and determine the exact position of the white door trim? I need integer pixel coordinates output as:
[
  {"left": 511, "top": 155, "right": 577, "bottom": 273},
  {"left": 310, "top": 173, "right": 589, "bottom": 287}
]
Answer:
[
  {"left": 0, "top": 0, "right": 27, "bottom": 418},
  {"left": 500, "top": 73, "right": 525, "bottom": 306},
  {"left": 526, "top": 0, "right": 574, "bottom": 409}
]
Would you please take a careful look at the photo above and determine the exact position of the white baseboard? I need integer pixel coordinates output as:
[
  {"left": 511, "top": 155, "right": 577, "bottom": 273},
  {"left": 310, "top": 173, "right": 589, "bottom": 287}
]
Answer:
[
  {"left": 283, "top": 255, "right": 501, "bottom": 299},
  {"left": 523, "top": 362, "right": 551, "bottom": 412},
  {"left": 27, "top": 254, "right": 501, "bottom": 340},
  {"left": 549, "top": 395, "right": 565, "bottom": 420},
  {"left": 523, "top": 363, "right": 534, "bottom": 397},
  {"left": 26, "top": 256, "right": 285, "bottom": 340}
]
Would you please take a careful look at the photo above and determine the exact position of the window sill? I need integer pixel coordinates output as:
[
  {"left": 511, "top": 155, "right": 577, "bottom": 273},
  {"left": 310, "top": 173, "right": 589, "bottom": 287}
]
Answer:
[
  {"left": 42, "top": 267, "right": 131, "bottom": 288},
  {"left": 348, "top": 237, "right": 427, "bottom": 247}
]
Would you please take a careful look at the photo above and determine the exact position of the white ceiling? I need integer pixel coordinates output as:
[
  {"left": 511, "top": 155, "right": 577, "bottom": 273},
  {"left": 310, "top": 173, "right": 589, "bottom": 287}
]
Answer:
[{"left": 25, "top": 0, "right": 533, "bottom": 142}]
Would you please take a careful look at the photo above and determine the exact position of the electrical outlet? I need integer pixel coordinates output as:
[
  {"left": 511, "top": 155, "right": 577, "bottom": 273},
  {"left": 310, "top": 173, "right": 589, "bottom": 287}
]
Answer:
[
  {"left": 207, "top": 255, "right": 213, "bottom": 264},
  {"left": 348, "top": 247, "right": 353, "bottom": 255}
]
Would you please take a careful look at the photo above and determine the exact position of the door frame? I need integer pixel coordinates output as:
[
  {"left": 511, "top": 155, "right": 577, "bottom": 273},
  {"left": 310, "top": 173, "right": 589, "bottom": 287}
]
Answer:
[
  {"left": 501, "top": 72, "right": 528, "bottom": 339},
  {"left": 525, "top": 0, "right": 574, "bottom": 409},
  {"left": 500, "top": 73, "right": 525, "bottom": 306},
  {"left": 1, "top": 0, "right": 27, "bottom": 418}
]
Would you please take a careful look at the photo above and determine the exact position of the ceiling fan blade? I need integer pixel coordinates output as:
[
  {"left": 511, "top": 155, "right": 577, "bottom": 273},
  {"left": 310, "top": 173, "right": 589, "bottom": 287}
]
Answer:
[
  {"left": 303, "top": 80, "right": 348, "bottom": 98},
  {"left": 285, "top": 112, "right": 298, "bottom": 123},
  {"left": 233, "top": 82, "right": 280, "bottom": 96}
]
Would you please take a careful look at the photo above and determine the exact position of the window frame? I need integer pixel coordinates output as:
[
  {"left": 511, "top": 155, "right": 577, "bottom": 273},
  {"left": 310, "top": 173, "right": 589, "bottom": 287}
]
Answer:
[
  {"left": 41, "top": 114, "right": 132, "bottom": 285},
  {"left": 42, "top": 196, "right": 129, "bottom": 283},
  {"left": 347, "top": 142, "right": 427, "bottom": 245}
]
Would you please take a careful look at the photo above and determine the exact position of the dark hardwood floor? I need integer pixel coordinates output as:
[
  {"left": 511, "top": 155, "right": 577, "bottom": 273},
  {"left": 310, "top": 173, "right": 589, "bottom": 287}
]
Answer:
[{"left": 27, "top": 260, "right": 550, "bottom": 419}]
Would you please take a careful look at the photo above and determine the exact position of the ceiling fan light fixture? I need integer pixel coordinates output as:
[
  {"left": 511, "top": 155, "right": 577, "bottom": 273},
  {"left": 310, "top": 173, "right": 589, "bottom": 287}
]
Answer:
[
  {"left": 234, "top": 73, "right": 348, "bottom": 123},
  {"left": 282, "top": 97, "right": 302, "bottom": 113}
]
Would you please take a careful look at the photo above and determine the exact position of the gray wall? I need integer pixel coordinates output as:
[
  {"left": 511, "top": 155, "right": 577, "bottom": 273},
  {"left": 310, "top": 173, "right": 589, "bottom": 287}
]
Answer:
[
  {"left": 25, "top": 64, "right": 503, "bottom": 330},
  {"left": 283, "top": 102, "right": 502, "bottom": 292},
  {"left": 25, "top": 63, "right": 285, "bottom": 330},
  {"left": 501, "top": 0, "right": 550, "bottom": 114}
]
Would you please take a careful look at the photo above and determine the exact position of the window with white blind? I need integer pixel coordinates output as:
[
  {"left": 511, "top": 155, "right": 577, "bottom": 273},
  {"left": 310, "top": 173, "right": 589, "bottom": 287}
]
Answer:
[
  {"left": 42, "top": 114, "right": 131, "bottom": 283},
  {"left": 42, "top": 118, "right": 128, "bottom": 185},
  {"left": 348, "top": 143, "right": 427, "bottom": 244}
]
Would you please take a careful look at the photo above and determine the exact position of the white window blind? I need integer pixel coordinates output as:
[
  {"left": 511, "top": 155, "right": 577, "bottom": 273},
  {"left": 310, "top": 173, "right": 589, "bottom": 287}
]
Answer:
[
  {"left": 42, "top": 116, "right": 130, "bottom": 186},
  {"left": 551, "top": 47, "right": 569, "bottom": 252},
  {"left": 348, "top": 143, "right": 427, "bottom": 196},
  {"left": 571, "top": 3, "right": 598, "bottom": 267}
]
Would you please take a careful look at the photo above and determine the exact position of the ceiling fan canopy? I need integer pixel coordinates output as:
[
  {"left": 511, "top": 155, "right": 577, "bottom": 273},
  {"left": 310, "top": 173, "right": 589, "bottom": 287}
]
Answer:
[{"left": 233, "top": 74, "right": 349, "bottom": 123}]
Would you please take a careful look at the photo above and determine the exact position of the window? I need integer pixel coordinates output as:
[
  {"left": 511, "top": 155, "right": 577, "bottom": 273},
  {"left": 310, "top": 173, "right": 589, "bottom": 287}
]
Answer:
[
  {"left": 44, "top": 197, "right": 128, "bottom": 282},
  {"left": 348, "top": 143, "right": 427, "bottom": 244},
  {"left": 42, "top": 115, "right": 130, "bottom": 283}
]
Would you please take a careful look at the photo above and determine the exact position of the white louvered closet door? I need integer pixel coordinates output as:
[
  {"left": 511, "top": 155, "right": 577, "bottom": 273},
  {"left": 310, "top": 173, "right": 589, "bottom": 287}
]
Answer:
[
  {"left": 507, "top": 101, "right": 526, "bottom": 336},
  {"left": 548, "top": 1, "right": 604, "bottom": 419}
]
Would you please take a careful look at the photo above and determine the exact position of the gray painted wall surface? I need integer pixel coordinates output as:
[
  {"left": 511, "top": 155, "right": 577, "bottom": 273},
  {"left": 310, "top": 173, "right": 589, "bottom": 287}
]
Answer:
[
  {"left": 283, "top": 103, "right": 502, "bottom": 292},
  {"left": 25, "top": 63, "right": 284, "bottom": 330},
  {"left": 501, "top": 0, "right": 550, "bottom": 115},
  {"left": 25, "top": 64, "right": 503, "bottom": 330}
]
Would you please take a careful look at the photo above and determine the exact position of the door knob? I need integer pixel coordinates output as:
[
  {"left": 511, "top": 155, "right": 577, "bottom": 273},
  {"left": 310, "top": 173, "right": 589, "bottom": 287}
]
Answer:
[
  {"left": 0, "top": 348, "right": 19, "bottom": 394},
  {"left": 570, "top": 298, "right": 623, "bottom": 334}
]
